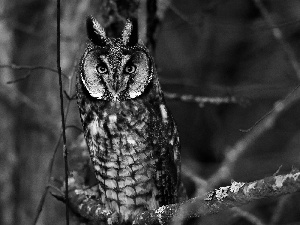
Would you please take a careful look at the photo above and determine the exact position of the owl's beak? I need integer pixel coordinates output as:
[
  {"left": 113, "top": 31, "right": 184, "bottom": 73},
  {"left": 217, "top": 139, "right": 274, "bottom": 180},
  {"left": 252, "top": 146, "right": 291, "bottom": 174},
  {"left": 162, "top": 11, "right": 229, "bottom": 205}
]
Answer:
[
  {"left": 112, "top": 81, "right": 120, "bottom": 93},
  {"left": 110, "top": 75, "right": 129, "bottom": 100},
  {"left": 107, "top": 86, "right": 122, "bottom": 102}
]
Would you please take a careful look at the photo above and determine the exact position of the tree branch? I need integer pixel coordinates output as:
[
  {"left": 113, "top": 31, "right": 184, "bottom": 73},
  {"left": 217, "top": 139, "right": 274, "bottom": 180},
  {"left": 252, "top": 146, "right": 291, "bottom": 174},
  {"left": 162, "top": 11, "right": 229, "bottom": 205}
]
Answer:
[
  {"left": 0, "top": 64, "right": 68, "bottom": 79},
  {"left": 54, "top": 168, "right": 300, "bottom": 224},
  {"left": 253, "top": 0, "right": 300, "bottom": 80},
  {"left": 231, "top": 207, "right": 266, "bottom": 225},
  {"left": 164, "top": 92, "right": 238, "bottom": 107},
  {"left": 56, "top": 0, "right": 69, "bottom": 224},
  {"left": 133, "top": 169, "right": 300, "bottom": 225}
]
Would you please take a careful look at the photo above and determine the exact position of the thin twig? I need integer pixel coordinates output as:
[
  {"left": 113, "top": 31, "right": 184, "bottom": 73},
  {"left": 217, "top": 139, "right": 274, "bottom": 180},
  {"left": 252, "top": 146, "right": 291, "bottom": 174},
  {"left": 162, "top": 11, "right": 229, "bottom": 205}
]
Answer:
[
  {"left": 206, "top": 0, "right": 300, "bottom": 189},
  {"left": 181, "top": 165, "right": 208, "bottom": 197},
  {"left": 207, "top": 82, "right": 300, "bottom": 190},
  {"left": 32, "top": 90, "right": 75, "bottom": 224},
  {"left": 66, "top": 125, "right": 83, "bottom": 132},
  {"left": 0, "top": 64, "right": 68, "bottom": 79},
  {"left": 253, "top": 0, "right": 300, "bottom": 80},
  {"left": 56, "top": 0, "right": 69, "bottom": 224},
  {"left": 169, "top": 4, "right": 202, "bottom": 25},
  {"left": 32, "top": 134, "right": 62, "bottom": 225},
  {"left": 32, "top": 7, "right": 79, "bottom": 225},
  {"left": 6, "top": 72, "right": 30, "bottom": 84}
]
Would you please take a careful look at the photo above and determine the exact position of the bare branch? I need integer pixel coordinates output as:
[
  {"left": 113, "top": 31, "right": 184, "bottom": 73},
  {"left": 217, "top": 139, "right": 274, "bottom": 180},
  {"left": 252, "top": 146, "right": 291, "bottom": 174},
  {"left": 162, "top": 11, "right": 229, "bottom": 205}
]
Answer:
[
  {"left": 134, "top": 170, "right": 300, "bottom": 225},
  {"left": 201, "top": 0, "right": 300, "bottom": 193},
  {"left": 58, "top": 168, "right": 300, "bottom": 224},
  {"left": 6, "top": 72, "right": 31, "bottom": 84},
  {"left": 169, "top": 4, "right": 202, "bottom": 26},
  {"left": 0, "top": 64, "right": 69, "bottom": 79},
  {"left": 269, "top": 195, "right": 290, "bottom": 225},
  {"left": 56, "top": 0, "right": 69, "bottom": 224},
  {"left": 231, "top": 207, "right": 266, "bottom": 225},
  {"left": 181, "top": 165, "right": 208, "bottom": 197},
  {"left": 253, "top": 0, "right": 300, "bottom": 80},
  {"left": 32, "top": 135, "right": 62, "bottom": 225},
  {"left": 164, "top": 92, "right": 238, "bottom": 107},
  {"left": 207, "top": 82, "right": 300, "bottom": 190}
]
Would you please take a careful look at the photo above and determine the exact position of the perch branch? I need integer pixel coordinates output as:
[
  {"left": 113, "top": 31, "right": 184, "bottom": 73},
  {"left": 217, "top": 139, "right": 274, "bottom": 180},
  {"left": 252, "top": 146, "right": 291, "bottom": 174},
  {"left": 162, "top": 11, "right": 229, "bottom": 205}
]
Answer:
[
  {"left": 133, "top": 170, "right": 300, "bottom": 225},
  {"left": 59, "top": 169, "right": 300, "bottom": 224}
]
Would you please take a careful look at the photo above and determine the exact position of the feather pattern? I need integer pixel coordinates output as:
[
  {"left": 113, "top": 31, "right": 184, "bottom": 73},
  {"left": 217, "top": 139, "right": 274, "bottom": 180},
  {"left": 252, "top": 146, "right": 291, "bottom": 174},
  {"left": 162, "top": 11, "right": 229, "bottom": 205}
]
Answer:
[{"left": 76, "top": 16, "right": 184, "bottom": 224}]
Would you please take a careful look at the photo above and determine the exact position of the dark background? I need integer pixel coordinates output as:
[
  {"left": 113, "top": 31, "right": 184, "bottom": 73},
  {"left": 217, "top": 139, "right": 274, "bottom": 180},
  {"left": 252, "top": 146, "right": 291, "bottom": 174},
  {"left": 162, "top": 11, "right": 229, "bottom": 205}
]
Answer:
[{"left": 1, "top": 0, "right": 300, "bottom": 224}]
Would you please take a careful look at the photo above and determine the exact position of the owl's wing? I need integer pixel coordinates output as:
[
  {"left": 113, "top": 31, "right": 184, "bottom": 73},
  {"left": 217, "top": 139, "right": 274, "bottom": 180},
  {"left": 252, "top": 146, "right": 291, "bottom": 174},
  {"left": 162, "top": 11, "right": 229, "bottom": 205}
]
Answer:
[{"left": 152, "top": 102, "right": 182, "bottom": 205}]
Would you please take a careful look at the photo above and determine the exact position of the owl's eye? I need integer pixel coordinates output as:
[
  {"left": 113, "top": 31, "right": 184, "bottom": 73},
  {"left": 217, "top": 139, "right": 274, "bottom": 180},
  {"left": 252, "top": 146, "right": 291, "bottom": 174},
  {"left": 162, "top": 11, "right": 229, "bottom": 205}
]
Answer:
[
  {"left": 96, "top": 64, "right": 108, "bottom": 74},
  {"left": 124, "top": 65, "right": 136, "bottom": 74}
]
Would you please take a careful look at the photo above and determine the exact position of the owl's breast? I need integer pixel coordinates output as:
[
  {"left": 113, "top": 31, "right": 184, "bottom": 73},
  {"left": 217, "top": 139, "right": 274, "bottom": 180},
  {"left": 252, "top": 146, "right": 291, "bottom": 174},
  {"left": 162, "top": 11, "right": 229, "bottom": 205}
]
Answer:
[
  {"left": 97, "top": 100, "right": 151, "bottom": 152},
  {"left": 84, "top": 100, "right": 163, "bottom": 221}
]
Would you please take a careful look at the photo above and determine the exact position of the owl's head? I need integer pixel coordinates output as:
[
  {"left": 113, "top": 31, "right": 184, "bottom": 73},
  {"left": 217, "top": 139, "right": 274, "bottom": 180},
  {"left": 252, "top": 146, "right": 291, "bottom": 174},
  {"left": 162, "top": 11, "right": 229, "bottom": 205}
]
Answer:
[{"left": 80, "top": 16, "right": 154, "bottom": 101}]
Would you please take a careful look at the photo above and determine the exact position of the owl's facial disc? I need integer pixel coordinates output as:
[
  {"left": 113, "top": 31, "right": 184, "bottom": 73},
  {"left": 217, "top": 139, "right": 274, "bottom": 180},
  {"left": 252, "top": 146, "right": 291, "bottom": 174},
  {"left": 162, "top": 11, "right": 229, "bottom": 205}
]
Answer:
[
  {"left": 82, "top": 48, "right": 153, "bottom": 101},
  {"left": 98, "top": 52, "right": 132, "bottom": 101}
]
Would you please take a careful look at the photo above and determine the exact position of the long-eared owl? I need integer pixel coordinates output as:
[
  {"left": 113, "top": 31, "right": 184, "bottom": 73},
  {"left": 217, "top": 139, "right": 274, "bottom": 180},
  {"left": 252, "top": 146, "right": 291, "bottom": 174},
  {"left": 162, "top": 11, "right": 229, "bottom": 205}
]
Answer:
[{"left": 76, "top": 16, "right": 183, "bottom": 223}]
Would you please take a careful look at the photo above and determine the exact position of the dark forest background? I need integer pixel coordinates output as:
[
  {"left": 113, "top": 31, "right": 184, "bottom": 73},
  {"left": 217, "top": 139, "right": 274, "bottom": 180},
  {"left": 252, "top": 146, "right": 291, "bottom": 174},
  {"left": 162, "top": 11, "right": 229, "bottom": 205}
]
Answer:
[{"left": 1, "top": 0, "right": 300, "bottom": 224}]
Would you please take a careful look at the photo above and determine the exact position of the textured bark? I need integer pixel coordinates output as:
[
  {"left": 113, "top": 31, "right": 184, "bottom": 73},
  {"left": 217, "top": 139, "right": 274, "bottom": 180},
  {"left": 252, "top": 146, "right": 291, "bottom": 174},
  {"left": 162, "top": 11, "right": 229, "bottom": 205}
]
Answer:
[{"left": 133, "top": 170, "right": 300, "bottom": 225}]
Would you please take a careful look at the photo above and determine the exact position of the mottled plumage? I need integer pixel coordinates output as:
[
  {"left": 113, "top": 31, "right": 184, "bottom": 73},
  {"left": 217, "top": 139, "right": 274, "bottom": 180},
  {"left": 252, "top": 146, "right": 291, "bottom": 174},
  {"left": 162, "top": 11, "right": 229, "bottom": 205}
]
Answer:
[{"left": 76, "top": 16, "right": 183, "bottom": 223}]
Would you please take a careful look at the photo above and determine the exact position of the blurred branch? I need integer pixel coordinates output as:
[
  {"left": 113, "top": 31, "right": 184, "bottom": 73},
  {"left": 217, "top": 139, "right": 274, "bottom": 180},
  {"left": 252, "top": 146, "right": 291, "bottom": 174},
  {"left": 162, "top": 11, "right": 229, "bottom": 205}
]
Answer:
[
  {"left": 231, "top": 207, "right": 266, "bottom": 225},
  {"left": 181, "top": 165, "right": 208, "bottom": 197},
  {"left": 32, "top": 65, "right": 76, "bottom": 225},
  {"left": 164, "top": 91, "right": 238, "bottom": 107},
  {"left": 6, "top": 72, "right": 31, "bottom": 84},
  {"left": 253, "top": 0, "right": 300, "bottom": 80},
  {"left": 32, "top": 26, "right": 77, "bottom": 225},
  {"left": 0, "top": 64, "right": 68, "bottom": 79},
  {"left": 0, "top": 82, "right": 62, "bottom": 136},
  {"left": 32, "top": 134, "right": 62, "bottom": 225},
  {"left": 167, "top": 2, "right": 300, "bottom": 32},
  {"left": 66, "top": 125, "right": 83, "bottom": 132},
  {"left": 169, "top": 4, "right": 202, "bottom": 26},
  {"left": 201, "top": 0, "right": 300, "bottom": 191},
  {"left": 0, "top": 81, "right": 39, "bottom": 110},
  {"left": 205, "top": 80, "right": 300, "bottom": 189},
  {"left": 269, "top": 195, "right": 290, "bottom": 225}
]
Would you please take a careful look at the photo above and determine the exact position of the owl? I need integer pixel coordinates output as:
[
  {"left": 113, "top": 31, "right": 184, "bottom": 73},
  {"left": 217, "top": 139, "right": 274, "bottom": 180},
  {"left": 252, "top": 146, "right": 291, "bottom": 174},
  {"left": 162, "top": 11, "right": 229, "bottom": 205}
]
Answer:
[{"left": 76, "top": 16, "right": 183, "bottom": 223}]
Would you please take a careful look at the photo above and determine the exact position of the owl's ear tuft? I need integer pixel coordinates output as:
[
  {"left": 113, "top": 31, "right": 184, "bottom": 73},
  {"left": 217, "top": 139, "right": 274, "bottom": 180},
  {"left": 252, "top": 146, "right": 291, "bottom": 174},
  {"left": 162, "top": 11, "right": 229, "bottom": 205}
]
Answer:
[
  {"left": 86, "top": 16, "right": 107, "bottom": 46},
  {"left": 121, "top": 19, "right": 132, "bottom": 45},
  {"left": 122, "top": 18, "right": 138, "bottom": 46}
]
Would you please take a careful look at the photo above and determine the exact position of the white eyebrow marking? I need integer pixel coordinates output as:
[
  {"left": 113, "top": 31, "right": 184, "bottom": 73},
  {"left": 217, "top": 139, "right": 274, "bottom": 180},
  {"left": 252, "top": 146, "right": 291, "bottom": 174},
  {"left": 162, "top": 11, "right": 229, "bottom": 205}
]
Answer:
[{"left": 159, "top": 104, "right": 168, "bottom": 123}]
